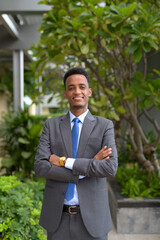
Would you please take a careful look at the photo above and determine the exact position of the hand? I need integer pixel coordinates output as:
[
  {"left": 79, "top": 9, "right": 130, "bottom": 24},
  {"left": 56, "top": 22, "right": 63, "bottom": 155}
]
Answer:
[
  {"left": 49, "top": 154, "right": 61, "bottom": 166},
  {"left": 94, "top": 146, "right": 112, "bottom": 160}
]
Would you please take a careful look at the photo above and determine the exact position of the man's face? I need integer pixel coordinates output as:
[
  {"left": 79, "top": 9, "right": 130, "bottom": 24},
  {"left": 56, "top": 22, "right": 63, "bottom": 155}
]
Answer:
[{"left": 64, "top": 74, "right": 92, "bottom": 112}]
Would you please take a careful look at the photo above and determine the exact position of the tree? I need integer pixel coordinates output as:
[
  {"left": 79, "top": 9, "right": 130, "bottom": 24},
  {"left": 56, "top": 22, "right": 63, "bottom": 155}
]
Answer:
[{"left": 31, "top": 0, "right": 160, "bottom": 174}]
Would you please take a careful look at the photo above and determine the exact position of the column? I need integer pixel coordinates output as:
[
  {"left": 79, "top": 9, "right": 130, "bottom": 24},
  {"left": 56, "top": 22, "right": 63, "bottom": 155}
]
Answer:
[
  {"left": 36, "top": 75, "right": 42, "bottom": 114},
  {"left": 13, "top": 50, "right": 24, "bottom": 112}
]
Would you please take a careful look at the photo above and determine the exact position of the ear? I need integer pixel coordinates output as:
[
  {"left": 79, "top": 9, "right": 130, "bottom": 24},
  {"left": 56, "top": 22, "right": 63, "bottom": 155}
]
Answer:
[
  {"left": 63, "top": 91, "right": 67, "bottom": 99},
  {"left": 89, "top": 88, "right": 92, "bottom": 97}
]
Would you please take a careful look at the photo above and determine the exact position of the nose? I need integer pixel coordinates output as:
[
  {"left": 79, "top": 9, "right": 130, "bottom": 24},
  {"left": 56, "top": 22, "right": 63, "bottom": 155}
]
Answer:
[{"left": 74, "top": 87, "right": 81, "bottom": 94}]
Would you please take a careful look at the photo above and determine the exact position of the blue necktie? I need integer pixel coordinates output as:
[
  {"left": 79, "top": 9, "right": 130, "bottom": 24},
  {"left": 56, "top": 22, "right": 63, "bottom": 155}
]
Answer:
[{"left": 65, "top": 118, "right": 80, "bottom": 201}]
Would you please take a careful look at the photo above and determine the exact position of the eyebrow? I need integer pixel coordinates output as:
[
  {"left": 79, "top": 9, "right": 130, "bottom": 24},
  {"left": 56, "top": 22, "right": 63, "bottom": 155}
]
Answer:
[{"left": 67, "top": 83, "right": 86, "bottom": 87}]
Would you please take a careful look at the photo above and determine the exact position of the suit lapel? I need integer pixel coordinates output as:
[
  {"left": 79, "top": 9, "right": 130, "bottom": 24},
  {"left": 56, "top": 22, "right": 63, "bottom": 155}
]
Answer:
[
  {"left": 77, "top": 111, "right": 95, "bottom": 158},
  {"left": 59, "top": 113, "right": 72, "bottom": 157}
]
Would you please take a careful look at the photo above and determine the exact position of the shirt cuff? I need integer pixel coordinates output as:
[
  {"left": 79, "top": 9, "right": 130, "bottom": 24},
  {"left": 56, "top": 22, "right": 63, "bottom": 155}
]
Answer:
[{"left": 65, "top": 158, "right": 75, "bottom": 170}]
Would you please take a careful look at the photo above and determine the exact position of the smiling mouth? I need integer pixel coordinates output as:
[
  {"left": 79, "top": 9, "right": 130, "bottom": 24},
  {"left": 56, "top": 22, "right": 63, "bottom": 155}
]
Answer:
[{"left": 73, "top": 97, "right": 83, "bottom": 101}]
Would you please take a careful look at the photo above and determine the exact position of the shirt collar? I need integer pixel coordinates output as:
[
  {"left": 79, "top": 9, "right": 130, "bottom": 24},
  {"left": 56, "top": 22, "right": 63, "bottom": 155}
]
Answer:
[{"left": 69, "top": 109, "right": 88, "bottom": 124}]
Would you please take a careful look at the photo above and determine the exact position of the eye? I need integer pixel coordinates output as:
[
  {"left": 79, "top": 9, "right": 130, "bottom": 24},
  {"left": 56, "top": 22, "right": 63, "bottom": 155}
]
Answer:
[
  {"left": 68, "top": 86, "right": 74, "bottom": 91},
  {"left": 80, "top": 86, "right": 86, "bottom": 90}
]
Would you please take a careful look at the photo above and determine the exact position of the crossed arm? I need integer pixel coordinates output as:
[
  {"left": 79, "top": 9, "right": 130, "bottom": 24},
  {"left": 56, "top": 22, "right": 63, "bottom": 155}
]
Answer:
[
  {"left": 34, "top": 118, "right": 118, "bottom": 180},
  {"left": 49, "top": 146, "right": 112, "bottom": 167}
]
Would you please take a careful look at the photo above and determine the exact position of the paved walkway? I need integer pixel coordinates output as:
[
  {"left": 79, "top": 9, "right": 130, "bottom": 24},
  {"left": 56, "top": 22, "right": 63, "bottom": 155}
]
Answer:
[{"left": 108, "top": 227, "right": 160, "bottom": 240}]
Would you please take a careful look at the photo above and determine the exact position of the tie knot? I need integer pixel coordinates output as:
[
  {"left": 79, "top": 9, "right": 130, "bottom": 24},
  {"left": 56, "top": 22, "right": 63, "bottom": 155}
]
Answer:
[{"left": 73, "top": 118, "right": 80, "bottom": 123}]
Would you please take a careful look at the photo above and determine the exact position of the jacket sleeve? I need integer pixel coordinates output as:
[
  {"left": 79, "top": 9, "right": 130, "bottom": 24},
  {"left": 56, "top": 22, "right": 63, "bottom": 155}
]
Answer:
[
  {"left": 34, "top": 120, "right": 79, "bottom": 183},
  {"left": 72, "top": 120, "right": 118, "bottom": 178}
]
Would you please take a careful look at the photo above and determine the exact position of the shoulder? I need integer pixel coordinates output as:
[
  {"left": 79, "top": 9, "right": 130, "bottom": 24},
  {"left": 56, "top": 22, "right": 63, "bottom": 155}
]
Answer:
[
  {"left": 94, "top": 115, "right": 111, "bottom": 122},
  {"left": 93, "top": 114, "right": 113, "bottom": 125},
  {"left": 92, "top": 116, "right": 114, "bottom": 133},
  {"left": 44, "top": 114, "right": 68, "bottom": 126},
  {"left": 86, "top": 111, "right": 113, "bottom": 127}
]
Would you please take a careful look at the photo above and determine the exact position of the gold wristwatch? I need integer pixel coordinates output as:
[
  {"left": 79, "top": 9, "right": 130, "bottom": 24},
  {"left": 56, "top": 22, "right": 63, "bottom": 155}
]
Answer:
[{"left": 59, "top": 156, "right": 67, "bottom": 167}]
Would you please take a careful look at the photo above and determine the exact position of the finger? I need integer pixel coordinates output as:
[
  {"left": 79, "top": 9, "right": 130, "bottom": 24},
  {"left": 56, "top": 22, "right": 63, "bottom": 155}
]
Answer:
[
  {"left": 98, "top": 146, "right": 107, "bottom": 154},
  {"left": 105, "top": 148, "right": 112, "bottom": 152},
  {"left": 103, "top": 148, "right": 112, "bottom": 155},
  {"left": 103, "top": 156, "right": 110, "bottom": 160},
  {"left": 102, "top": 146, "right": 108, "bottom": 151}
]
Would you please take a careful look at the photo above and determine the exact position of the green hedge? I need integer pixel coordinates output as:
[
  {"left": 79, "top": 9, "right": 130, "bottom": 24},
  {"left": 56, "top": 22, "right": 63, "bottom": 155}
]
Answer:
[{"left": 0, "top": 176, "right": 46, "bottom": 240}]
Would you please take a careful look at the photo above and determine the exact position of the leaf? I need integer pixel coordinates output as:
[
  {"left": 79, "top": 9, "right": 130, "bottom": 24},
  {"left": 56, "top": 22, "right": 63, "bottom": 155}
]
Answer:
[
  {"left": 93, "top": 58, "right": 99, "bottom": 65},
  {"left": 30, "top": 218, "right": 36, "bottom": 225},
  {"left": 27, "top": 119, "right": 33, "bottom": 130},
  {"left": 155, "top": 96, "right": 160, "bottom": 106},
  {"left": 79, "top": 11, "right": 91, "bottom": 19},
  {"left": 120, "top": 3, "right": 137, "bottom": 17},
  {"left": 147, "top": 83, "right": 154, "bottom": 93},
  {"left": 144, "top": 91, "right": 152, "bottom": 96},
  {"left": 128, "top": 41, "right": 139, "bottom": 54},
  {"left": 110, "top": 5, "right": 119, "bottom": 15},
  {"left": 115, "top": 105, "right": 126, "bottom": 114},
  {"left": 100, "top": 39, "right": 106, "bottom": 48},
  {"left": 110, "top": 112, "right": 120, "bottom": 121},
  {"left": 93, "top": 6, "right": 104, "bottom": 16},
  {"left": 144, "top": 98, "right": 154, "bottom": 107},
  {"left": 153, "top": 69, "right": 160, "bottom": 76},
  {"left": 105, "top": 88, "right": 116, "bottom": 97},
  {"left": 133, "top": 45, "right": 142, "bottom": 62},
  {"left": 112, "top": 19, "right": 123, "bottom": 28},
  {"left": 149, "top": 40, "right": 159, "bottom": 50},
  {"left": 29, "top": 124, "right": 42, "bottom": 137},
  {"left": 21, "top": 151, "right": 32, "bottom": 159},
  {"left": 142, "top": 41, "right": 151, "bottom": 52},
  {"left": 80, "top": 44, "right": 89, "bottom": 54},
  {"left": 18, "top": 138, "right": 30, "bottom": 144},
  {"left": 47, "top": 95, "right": 53, "bottom": 103},
  {"left": 58, "top": 9, "right": 67, "bottom": 19},
  {"left": 138, "top": 98, "right": 153, "bottom": 109}
]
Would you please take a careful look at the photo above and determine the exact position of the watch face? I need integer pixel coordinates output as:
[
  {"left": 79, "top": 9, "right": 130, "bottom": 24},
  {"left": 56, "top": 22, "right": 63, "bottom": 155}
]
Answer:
[{"left": 60, "top": 156, "right": 66, "bottom": 166}]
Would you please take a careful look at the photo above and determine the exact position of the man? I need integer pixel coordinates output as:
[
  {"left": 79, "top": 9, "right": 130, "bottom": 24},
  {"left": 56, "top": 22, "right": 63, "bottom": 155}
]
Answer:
[{"left": 34, "top": 67, "right": 118, "bottom": 240}]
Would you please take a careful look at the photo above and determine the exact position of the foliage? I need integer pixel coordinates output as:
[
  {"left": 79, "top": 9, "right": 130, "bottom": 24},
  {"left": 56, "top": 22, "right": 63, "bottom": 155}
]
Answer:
[
  {"left": 0, "top": 65, "right": 13, "bottom": 108},
  {"left": 0, "top": 175, "right": 46, "bottom": 240},
  {"left": 30, "top": 0, "right": 160, "bottom": 174},
  {"left": 0, "top": 109, "right": 62, "bottom": 177},
  {"left": 0, "top": 64, "right": 41, "bottom": 109},
  {"left": 0, "top": 110, "right": 43, "bottom": 177},
  {"left": 0, "top": 66, "right": 13, "bottom": 94},
  {"left": 116, "top": 164, "right": 160, "bottom": 199},
  {"left": 24, "top": 66, "right": 41, "bottom": 102}
]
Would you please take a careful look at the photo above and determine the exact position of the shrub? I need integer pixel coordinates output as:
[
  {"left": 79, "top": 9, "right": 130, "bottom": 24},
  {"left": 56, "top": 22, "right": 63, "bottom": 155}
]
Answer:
[
  {"left": 116, "top": 164, "right": 160, "bottom": 199},
  {"left": 0, "top": 175, "right": 46, "bottom": 240},
  {"left": 0, "top": 109, "right": 63, "bottom": 177}
]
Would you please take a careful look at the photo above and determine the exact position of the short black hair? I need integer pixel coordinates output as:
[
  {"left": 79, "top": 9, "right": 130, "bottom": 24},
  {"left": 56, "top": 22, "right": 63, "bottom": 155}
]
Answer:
[{"left": 63, "top": 67, "right": 90, "bottom": 87}]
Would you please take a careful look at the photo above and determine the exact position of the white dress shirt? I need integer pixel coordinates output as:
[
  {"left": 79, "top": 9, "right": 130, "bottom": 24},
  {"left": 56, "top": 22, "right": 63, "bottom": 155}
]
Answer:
[{"left": 64, "top": 110, "right": 88, "bottom": 205}]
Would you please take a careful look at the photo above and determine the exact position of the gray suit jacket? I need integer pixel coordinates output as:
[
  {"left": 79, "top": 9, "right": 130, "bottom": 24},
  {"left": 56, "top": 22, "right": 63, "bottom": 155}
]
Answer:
[{"left": 34, "top": 111, "right": 118, "bottom": 238}]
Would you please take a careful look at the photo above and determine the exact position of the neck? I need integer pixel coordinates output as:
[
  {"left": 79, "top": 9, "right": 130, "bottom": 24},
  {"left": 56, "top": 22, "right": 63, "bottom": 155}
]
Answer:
[{"left": 70, "top": 107, "right": 88, "bottom": 117}]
